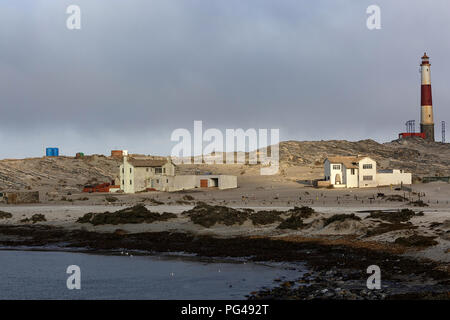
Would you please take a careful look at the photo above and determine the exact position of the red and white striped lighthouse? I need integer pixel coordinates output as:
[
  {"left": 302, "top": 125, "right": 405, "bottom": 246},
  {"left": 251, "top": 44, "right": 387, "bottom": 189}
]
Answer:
[{"left": 420, "top": 53, "right": 435, "bottom": 141}]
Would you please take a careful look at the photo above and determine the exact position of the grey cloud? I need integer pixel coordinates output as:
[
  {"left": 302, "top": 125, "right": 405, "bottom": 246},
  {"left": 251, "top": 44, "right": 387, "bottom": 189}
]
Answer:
[{"left": 0, "top": 0, "right": 449, "bottom": 158}]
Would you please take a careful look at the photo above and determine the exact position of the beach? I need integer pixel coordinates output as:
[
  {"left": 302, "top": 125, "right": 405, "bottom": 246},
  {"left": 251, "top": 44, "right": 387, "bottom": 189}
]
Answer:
[{"left": 1, "top": 180, "right": 449, "bottom": 299}]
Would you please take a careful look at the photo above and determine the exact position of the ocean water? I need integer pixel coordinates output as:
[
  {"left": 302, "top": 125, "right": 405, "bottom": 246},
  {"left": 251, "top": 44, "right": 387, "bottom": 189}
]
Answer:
[{"left": 0, "top": 250, "right": 303, "bottom": 300}]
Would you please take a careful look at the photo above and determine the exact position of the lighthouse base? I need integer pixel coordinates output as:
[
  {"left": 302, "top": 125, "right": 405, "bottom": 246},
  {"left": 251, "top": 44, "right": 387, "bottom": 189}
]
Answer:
[{"left": 420, "top": 124, "right": 435, "bottom": 142}]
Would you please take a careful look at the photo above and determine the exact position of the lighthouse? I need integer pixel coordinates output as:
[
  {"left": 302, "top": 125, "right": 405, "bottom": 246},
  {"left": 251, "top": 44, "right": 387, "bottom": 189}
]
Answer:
[{"left": 420, "top": 53, "right": 435, "bottom": 141}]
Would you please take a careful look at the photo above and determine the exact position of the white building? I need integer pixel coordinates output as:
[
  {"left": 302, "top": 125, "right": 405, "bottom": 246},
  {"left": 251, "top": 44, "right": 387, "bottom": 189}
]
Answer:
[
  {"left": 323, "top": 156, "right": 411, "bottom": 188},
  {"left": 119, "top": 156, "right": 237, "bottom": 193}
]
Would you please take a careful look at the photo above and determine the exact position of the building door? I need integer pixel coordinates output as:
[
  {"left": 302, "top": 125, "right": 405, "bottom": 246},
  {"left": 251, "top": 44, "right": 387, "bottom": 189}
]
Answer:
[
  {"left": 335, "top": 173, "right": 341, "bottom": 184},
  {"left": 200, "top": 179, "right": 208, "bottom": 188}
]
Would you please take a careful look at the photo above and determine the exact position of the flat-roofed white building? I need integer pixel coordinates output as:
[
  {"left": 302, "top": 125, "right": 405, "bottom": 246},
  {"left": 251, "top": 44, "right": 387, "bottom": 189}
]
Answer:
[{"left": 323, "top": 156, "right": 411, "bottom": 188}]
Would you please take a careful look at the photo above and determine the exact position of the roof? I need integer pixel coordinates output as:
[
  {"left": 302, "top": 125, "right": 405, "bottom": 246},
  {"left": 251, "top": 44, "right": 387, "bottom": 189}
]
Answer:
[
  {"left": 127, "top": 158, "right": 170, "bottom": 168},
  {"left": 325, "top": 156, "right": 370, "bottom": 169}
]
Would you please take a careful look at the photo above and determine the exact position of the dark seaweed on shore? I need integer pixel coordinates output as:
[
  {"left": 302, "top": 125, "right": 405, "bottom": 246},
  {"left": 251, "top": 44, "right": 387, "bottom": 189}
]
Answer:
[
  {"left": 249, "top": 211, "right": 283, "bottom": 225},
  {"left": 322, "top": 214, "right": 361, "bottom": 226},
  {"left": 0, "top": 210, "right": 12, "bottom": 219},
  {"left": 183, "top": 203, "right": 316, "bottom": 228},
  {"left": 20, "top": 214, "right": 46, "bottom": 224},
  {"left": 394, "top": 235, "right": 438, "bottom": 247},
  {"left": 365, "top": 222, "right": 417, "bottom": 237},
  {"left": 182, "top": 202, "right": 249, "bottom": 228},
  {"left": 75, "top": 203, "right": 318, "bottom": 228},
  {"left": 276, "top": 206, "right": 316, "bottom": 230},
  {"left": 277, "top": 215, "right": 306, "bottom": 230},
  {"left": 76, "top": 204, "right": 176, "bottom": 225},
  {"left": 365, "top": 209, "right": 423, "bottom": 223}
]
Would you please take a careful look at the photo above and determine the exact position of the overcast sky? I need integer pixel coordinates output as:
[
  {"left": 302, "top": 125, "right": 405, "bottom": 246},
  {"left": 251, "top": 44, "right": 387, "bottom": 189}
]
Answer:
[{"left": 0, "top": 0, "right": 449, "bottom": 158}]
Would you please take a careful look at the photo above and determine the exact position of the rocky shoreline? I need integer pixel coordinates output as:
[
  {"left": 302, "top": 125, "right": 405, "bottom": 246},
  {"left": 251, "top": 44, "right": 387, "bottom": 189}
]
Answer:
[{"left": 0, "top": 223, "right": 448, "bottom": 300}]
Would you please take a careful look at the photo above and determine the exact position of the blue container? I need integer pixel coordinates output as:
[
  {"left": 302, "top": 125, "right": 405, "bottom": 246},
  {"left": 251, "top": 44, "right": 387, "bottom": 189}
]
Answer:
[{"left": 46, "top": 148, "right": 59, "bottom": 157}]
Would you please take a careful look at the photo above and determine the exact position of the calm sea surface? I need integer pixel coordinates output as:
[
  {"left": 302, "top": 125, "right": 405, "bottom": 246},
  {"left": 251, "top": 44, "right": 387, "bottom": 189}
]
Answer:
[{"left": 0, "top": 250, "right": 303, "bottom": 299}]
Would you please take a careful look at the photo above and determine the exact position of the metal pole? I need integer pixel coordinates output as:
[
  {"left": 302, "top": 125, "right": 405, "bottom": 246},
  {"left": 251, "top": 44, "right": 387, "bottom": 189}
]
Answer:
[{"left": 442, "top": 121, "right": 446, "bottom": 143}]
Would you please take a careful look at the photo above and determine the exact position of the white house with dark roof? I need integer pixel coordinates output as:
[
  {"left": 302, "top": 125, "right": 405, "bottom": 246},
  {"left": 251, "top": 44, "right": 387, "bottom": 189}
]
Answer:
[
  {"left": 119, "top": 155, "right": 237, "bottom": 193},
  {"left": 323, "top": 156, "right": 411, "bottom": 188}
]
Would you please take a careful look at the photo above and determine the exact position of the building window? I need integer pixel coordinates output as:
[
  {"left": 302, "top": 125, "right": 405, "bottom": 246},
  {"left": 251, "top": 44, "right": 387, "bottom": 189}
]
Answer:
[
  {"left": 332, "top": 164, "right": 341, "bottom": 170},
  {"left": 351, "top": 168, "right": 355, "bottom": 175},
  {"left": 122, "top": 180, "right": 124, "bottom": 185},
  {"left": 122, "top": 168, "right": 124, "bottom": 173},
  {"left": 363, "top": 164, "right": 372, "bottom": 169},
  {"left": 130, "top": 180, "right": 132, "bottom": 185},
  {"left": 130, "top": 168, "right": 132, "bottom": 173},
  {"left": 156, "top": 179, "right": 159, "bottom": 184},
  {"left": 163, "top": 168, "right": 166, "bottom": 173},
  {"left": 363, "top": 175, "right": 373, "bottom": 181},
  {"left": 146, "top": 168, "right": 149, "bottom": 172},
  {"left": 155, "top": 167, "right": 163, "bottom": 174},
  {"left": 166, "top": 179, "right": 169, "bottom": 183}
]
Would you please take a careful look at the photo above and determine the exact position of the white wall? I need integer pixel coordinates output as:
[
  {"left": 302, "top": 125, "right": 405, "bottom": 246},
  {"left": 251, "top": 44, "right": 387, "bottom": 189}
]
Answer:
[
  {"left": 421, "top": 65, "right": 431, "bottom": 85},
  {"left": 377, "top": 170, "right": 412, "bottom": 186},
  {"left": 358, "top": 157, "right": 377, "bottom": 188},
  {"left": 119, "top": 164, "right": 124, "bottom": 191},
  {"left": 163, "top": 161, "right": 176, "bottom": 176},
  {"left": 168, "top": 175, "right": 197, "bottom": 191},
  {"left": 121, "top": 157, "right": 135, "bottom": 193},
  {"left": 218, "top": 175, "right": 238, "bottom": 189},
  {"left": 345, "top": 168, "right": 359, "bottom": 188},
  {"left": 161, "top": 175, "right": 237, "bottom": 192},
  {"left": 326, "top": 161, "right": 344, "bottom": 185}
]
